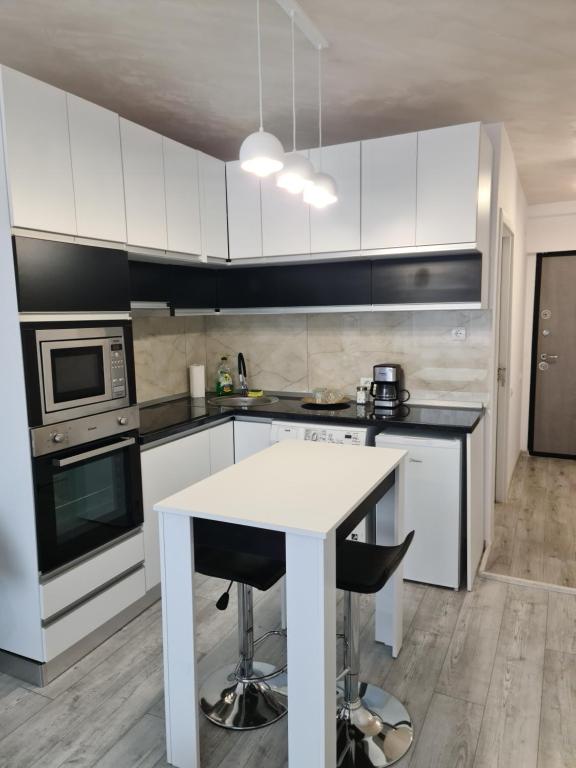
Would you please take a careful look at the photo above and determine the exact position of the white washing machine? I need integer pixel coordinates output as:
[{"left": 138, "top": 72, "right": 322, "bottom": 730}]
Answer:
[{"left": 270, "top": 421, "right": 369, "bottom": 541}]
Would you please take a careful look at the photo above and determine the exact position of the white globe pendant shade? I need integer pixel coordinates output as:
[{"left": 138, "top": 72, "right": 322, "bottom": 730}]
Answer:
[
  {"left": 240, "top": 130, "right": 285, "bottom": 177},
  {"left": 303, "top": 172, "right": 338, "bottom": 208},
  {"left": 276, "top": 152, "right": 314, "bottom": 194}
]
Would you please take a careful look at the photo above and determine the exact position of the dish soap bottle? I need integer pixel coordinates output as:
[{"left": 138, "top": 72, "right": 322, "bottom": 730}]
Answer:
[{"left": 215, "top": 356, "right": 234, "bottom": 396}]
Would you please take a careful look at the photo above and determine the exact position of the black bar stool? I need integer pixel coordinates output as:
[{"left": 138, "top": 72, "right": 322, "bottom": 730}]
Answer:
[
  {"left": 194, "top": 519, "right": 288, "bottom": 730},
  {"left": 336, "top": 530, "right": 415, "bottom": 767}
]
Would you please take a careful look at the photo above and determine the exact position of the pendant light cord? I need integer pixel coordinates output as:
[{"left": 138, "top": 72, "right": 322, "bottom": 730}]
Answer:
[
  {"left": 318, "top": 45, "right": 323, "bottom": 170},
  {"left": 257, "top": 0, "right": 264, "bottom": 131},
  {"left": 291, "top": 12, "right": 296, "bottom": 152}
]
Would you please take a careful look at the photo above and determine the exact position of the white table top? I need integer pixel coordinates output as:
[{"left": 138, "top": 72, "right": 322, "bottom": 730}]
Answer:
[{"left": 154, "top": 440, "right": 405, "bottom": 538}]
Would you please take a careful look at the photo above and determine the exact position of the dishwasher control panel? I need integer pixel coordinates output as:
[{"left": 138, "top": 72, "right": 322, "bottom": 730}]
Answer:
[{"left": 270, "top": 421, "right": 367, "bottom": 447}]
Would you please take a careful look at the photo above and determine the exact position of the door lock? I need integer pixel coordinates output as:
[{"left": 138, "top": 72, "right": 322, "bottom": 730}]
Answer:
[{"left": 538, "top": 361, "right": 549, "bottom": 371}]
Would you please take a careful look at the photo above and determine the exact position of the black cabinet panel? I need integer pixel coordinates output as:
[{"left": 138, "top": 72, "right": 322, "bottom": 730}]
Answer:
[
  {"left": 218, "top": 261, "right": 372, "bottom": 308},
  {"left": 371, "top": 253, "right": 482, "bottom": 305},
  {"left": 129, "top": 261, "right": 218, "bottom": 309},
  {"left": 14, "top": 237, "right": 130, "bottom": 312}
]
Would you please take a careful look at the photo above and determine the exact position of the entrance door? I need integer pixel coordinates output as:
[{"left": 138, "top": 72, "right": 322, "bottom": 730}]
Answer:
[{"left": 530, "top": 252, "right": 576, "bottom": 456}]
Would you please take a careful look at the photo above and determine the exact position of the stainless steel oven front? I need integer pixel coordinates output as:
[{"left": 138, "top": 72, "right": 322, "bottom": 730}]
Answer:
[{"left": 36, "top": 327, "right": 130, "bottom": 425}]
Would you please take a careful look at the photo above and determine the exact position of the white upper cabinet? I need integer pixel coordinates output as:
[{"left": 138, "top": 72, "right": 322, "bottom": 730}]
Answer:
[
  {"left": 361, "top": 134, "right": 417, "bottom": 250},
  {"left": 198, "top": 151, "right": 228, "bottom": 260},
  {"left": 1, "top": 67, "right": 76, "bottom": 235},
  {"left": 416, "top": 123, "right": 482, "bottom": 246},
  {"left": 309, "top": 142, "right": 361, "bottom": 253},
  {"left": 226, "top": 160, "right": 262, "bottom": 259},
  {"left": 261, "top": 153, "right": 311, "bottom": 257},
  {"left": 163, "top": 137, "right": 202, "bottom": 258},
  {"left": 67, "top": 94, "right": 126, "bottom": 243},
  {"left": 120, "top": 118, "right": 167, "bottom": 250}
]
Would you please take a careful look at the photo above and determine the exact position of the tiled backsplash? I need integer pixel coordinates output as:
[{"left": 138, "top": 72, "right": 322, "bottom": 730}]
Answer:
[{"left": 132, "top": 310, "right": 492, "bottom": 404}]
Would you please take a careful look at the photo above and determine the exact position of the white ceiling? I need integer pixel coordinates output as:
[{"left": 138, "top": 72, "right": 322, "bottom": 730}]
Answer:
[{"left": 0, "top": 0, "right": 575, "bottom": 203}]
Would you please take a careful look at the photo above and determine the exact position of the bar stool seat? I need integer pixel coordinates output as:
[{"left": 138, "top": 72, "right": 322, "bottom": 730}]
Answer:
[
  {"left": 194, "top": 519, "right": 287, "bottom": 731},
  {"left": 336, "top": 531, "right": 415, "bottom": 768}
]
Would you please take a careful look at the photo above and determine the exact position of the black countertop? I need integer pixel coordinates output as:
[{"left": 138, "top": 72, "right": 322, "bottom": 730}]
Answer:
[{"left": 139, "top": 394, "right": 484, "bottom": 446}]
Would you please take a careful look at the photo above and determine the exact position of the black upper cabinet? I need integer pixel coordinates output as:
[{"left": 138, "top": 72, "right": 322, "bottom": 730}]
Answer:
[
  {"left": 217, "top": 261, "right": 372, "bottom": 309},
  {"left": 129, "top": 260, "right": 218, "bottom": 309},
  {"left": 13, "top": 237, "right": 130, "bottom": 312},
  {"left": 371, "top": 253, "right": 482, "bottom": 305}
]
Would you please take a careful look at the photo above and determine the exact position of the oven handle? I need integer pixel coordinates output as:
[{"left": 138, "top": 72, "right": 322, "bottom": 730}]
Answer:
[{"left": 52, "top": 437, "right": 136, "bottom": 468}]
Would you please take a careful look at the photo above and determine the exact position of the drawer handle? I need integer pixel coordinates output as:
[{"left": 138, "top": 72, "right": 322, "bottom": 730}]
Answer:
[{"left": 409, "top": 458, "right": 423, "bottom": 463}]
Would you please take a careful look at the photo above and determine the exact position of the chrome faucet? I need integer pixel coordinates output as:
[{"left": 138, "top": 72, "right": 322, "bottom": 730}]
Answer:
[{"left": 238, "top": 353, "right": 248, "bottom": 396}]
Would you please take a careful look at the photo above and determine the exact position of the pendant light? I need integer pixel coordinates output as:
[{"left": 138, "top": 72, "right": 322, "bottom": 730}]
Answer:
[
  {"left": 303, "top": 46, "right": 338, "bottom": 208},
  {"left": 276, "top": 11, "right": 314, "bottom": 194},
  {"left": 240, "top": 0, "right": 285, "bottom": 177}
]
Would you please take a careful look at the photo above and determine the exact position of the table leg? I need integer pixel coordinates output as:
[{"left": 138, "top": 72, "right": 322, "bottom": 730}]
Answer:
[
  {"left": 374, "top": 462, "right": 405, "bottom": 657},
  {"left": 285, "top": 530, "right": 337, "bottom": 768},
  {"left": 159, "top": 511, "right": 200, "bottom": 768}
]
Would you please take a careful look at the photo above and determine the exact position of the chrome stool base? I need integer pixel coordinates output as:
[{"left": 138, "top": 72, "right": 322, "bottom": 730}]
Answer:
[
  {"left": 200, "top": 662, "right": 288, "bottom": 730},
  {"left": 336, "top": 682, "right": 413, "bottom": 767}
]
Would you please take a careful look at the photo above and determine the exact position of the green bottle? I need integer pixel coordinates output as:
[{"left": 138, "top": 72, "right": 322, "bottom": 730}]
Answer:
[{"left": 215, "top": 356, "right": 234, "bottom": 396}]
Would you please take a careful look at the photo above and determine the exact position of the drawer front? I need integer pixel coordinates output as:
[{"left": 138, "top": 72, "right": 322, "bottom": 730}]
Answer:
[
  {"left": 43, "top": 568, "right": 146, "bottom": 661},
  {"left": 41, "top": 532, "right": 144, "bottom": 620}
]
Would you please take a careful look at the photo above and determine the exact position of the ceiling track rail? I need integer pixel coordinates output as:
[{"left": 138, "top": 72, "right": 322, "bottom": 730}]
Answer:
[{"left": 273, "top": 0, "right": 328, "bottom": 49}]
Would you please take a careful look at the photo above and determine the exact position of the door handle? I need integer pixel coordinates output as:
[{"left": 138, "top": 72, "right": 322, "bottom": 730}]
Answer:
[
  {"left": 540, "top": 353, "right": 559, "bottom": 361},
  {"left": 53, "top": 437, "right": 135, "bottom": 467}
]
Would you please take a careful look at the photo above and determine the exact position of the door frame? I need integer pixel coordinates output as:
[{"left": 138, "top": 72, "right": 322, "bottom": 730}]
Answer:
[
  {"left": 528, "top": 251, "right": 576, "bottom": 458},
  {"left": 494, "top": 222, "right": 514, "bottom": 502}
]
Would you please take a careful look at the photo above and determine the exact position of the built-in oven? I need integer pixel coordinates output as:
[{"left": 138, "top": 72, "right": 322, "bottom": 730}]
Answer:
[
  {"left": 31, "top": 407, "right": 143, "bottom": 575},
  {"left": 21, "top": 325, "right": 133, "bottom": 427}
]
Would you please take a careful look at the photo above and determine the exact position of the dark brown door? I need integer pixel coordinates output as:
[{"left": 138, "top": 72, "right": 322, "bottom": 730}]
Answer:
[{"left": 530, "top": 253, "right": 576, "bottom": 456}]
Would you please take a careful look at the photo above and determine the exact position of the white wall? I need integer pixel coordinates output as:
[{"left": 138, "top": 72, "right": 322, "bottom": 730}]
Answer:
[
  {"left": 484, "top": 124, "right": 527, "bottom": 511},
  {"left": 520, "top": 201, "right": 576, "bottom": 450}
]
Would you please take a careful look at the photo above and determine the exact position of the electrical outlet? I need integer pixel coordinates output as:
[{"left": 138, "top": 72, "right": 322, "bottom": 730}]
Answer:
[{"left": 451, "top": 327, "right": 467, "bottom": 341}]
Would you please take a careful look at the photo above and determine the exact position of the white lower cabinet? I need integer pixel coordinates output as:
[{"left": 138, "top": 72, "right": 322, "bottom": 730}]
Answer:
[
  {"left": 141, "top": 423, "right": 236, "bottom": 591},
  {"left": 233, "top": 420, "right": 272, "bottom": 462},
  {"left": 43, "top": 568, "right": 146, "bottom": 661}
]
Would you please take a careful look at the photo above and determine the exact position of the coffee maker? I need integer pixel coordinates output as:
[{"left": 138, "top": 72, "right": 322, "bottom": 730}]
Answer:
[{"left": 370, "top": 364, "right": 410, "bottom": 410}]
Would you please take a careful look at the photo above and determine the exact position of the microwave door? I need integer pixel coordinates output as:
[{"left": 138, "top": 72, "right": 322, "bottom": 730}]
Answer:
[{"left": 40, "top": 339, "right": 113, "bottom": 413}]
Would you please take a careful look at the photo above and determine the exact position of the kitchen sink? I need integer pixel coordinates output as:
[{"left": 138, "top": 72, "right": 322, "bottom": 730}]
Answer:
[{"left": 207, "top": 395, "right": 279, "bottom": 408}]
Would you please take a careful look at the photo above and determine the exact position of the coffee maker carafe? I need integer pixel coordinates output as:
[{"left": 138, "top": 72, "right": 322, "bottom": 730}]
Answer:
[{"left": 370, "top": 364, "right": 410, "bottom": 410}]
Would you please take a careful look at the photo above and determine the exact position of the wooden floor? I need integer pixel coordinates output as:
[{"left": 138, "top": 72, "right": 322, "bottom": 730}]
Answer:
[
  {"left": 485, "top": 453, "right": 576, "bottom": 589},
  {"left": 1, "top": 571, "right": 576, "bottom": 768}
]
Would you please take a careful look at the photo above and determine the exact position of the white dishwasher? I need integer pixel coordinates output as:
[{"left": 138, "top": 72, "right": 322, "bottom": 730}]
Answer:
[
  {"left": 375, "top": 432, "right": 461, "bottom": 589},
  {"left": 270, "top": 421, "right": 368, "bottom": 541}
]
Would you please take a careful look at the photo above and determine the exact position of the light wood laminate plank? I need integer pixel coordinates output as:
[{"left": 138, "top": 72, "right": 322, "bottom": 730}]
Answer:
[
  {"left": 436, "top": 579, "right": 508, "bottom": 705},
  {"left": 408, "top": 692, "right": 483, "bottom": 768},
  {"left": 537, "top": 650, "right": 576, "bottom": 768},
  {"left": 546, "top": 591, "right": 576, "bottom": 654},
  {"left": 473, "top": 585, "right": 548, "bottom": 768}
]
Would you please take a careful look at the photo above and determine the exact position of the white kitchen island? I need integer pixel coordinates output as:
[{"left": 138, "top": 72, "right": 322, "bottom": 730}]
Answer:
[{"left": 155, "top": 439, "right": 406, "bottom": 768}]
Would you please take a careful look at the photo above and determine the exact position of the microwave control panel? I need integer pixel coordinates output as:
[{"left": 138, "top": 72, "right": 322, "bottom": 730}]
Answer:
[{"left": 110, "top": 340, "right": 127, "bottom": 398}]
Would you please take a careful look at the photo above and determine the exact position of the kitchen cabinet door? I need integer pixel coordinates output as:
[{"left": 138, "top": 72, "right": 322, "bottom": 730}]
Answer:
[
  {"left": 226, "top": 160, "right": 262, "bottom": 259},
  {"left": 120, "top": 118, "right": 168, "bottom": 250},
  {"left": 234, "top": 421, "right": 271, "bottom": 463},
  {"left": 67, "top": 94, "right": 126, "bottom": 243},
  {"left": 209, "top": 422, "right": 235, "bottom": 474},
  {"left": 163, "top": 137, "right": 202, "bottom": 258},
  {"left": 361, "top": 134, "right": 417, "bottom": 250},
  {"left": 198, "top": 151, "right": 228, "bottom": 260},
  {"left": 416, "top": 123, "right": 480, "bottom": 246},
  {"left": 309, "top": 142, "right": 361, "bottom": 253},
  {"left": 261, "top": 154, "right": 310, "bottom": 257},
  {"left": 1, "top": 67, "right": 76, "bottom": 235},
  {"left": 141, "top": 430, "right": 211, "bottom": 590}
]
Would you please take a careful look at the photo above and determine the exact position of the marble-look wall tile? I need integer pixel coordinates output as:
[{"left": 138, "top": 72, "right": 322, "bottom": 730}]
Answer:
[
  {"left": 204, "top": 314, "right": 308, "bottom": 392},
  {"left": 132, "top": 316, "right": 206, "bottom": 403}
]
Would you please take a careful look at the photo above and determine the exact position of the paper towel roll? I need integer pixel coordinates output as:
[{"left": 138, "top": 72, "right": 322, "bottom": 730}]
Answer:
[{"left": 189, "top": 364, "right": 206, "bottom": 399}]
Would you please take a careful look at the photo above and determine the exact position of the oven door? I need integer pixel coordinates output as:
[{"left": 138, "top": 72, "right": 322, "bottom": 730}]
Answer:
[{"left": 33, "top": 432, "right": 143, "bottom": 574}]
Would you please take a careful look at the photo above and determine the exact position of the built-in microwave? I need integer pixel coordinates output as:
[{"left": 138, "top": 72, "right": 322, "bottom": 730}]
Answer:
[{"left": 21, "top": 325, "right": 133, "bottom": 427}]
